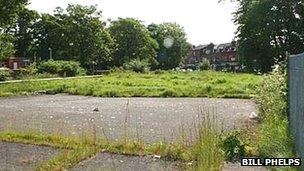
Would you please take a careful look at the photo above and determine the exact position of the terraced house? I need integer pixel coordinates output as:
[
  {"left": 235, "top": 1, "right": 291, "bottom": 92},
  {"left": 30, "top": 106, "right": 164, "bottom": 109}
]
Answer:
[{"left": 185, "top": 41, "right": 241, "bottom": 71}]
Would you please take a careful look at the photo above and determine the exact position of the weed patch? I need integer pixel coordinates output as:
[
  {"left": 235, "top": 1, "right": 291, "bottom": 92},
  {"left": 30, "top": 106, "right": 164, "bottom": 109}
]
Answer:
[{"left": 0, "top": 71, "right": 261, "bottom": 98}]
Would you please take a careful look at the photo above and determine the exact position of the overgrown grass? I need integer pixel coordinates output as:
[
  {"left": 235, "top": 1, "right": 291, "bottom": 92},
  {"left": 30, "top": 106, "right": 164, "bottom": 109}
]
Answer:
[
  {"left": 254, "top": 68, "right": 294, "bottom": 158},
  {"left": 0, "top": 71, "right": 261, "bottom": 98},
  {"left": 236, "top": 67, "right": 298, "bottom": 171},
  {"left": 0, "top": 112, "right": 227, "bottom": 170}
]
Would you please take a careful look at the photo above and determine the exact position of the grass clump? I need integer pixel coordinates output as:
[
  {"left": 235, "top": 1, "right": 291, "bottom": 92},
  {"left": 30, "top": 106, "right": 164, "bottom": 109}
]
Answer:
[{"left": 191, "top": 114, "right": 224, "bottom": 170}]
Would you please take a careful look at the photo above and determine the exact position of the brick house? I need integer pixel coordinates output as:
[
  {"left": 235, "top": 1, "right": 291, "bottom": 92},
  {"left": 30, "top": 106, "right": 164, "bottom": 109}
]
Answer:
[
  {"left": 184, "top": 41, "right": 241, "bottom": 71},
  {"left": 0, "top": 57, "right": 30, "bottom": 70}
]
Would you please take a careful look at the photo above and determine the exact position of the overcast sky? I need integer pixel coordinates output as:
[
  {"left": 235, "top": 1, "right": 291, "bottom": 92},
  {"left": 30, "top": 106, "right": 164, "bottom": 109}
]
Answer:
[{"left": 28, "top": 0, "right": 238, "bottom": 45}]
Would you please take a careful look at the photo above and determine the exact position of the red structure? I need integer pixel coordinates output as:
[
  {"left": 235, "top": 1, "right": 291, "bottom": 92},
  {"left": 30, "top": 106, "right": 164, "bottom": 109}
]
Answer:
[
  {"left": 184, "top": 41, "right": 241, "bottom": 71},
  {"left": 7, "top": 57, "right": 24, "bottom": 70}
]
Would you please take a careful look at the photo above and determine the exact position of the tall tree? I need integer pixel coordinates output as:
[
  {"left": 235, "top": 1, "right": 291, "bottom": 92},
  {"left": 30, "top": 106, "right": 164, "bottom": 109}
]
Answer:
[
  {"left": 0, "top": 0, "right": 28, "bottom": 29},
  {"left": 235, "top": 0, "right": 304, "bottom": 72},
  {"left": 32, "top": 4, "right": 115, "bottom": 69},
  {"left": 148, "top": 23, "right": 190, "bottom": 70},
  {"left": 12, "top": 9, "right": 39, "bottom": 58},
  {"left": 0, "top": 33, "right": 14, "bottom": 62},
  {"left": 109, "top": 18, "right": 159, "bottom": 67}
]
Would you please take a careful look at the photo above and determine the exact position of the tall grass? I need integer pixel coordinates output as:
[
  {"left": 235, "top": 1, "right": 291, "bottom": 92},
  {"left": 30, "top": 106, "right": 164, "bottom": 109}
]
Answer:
[
  {"left": 254, "top": 67, "right": 294, "bottom": 158},
  {"left": 191, "top": 113, "right": 224, "bottom": 170},
  {"left": 0, "top": 71, "right": 261, "bottom": 98}
]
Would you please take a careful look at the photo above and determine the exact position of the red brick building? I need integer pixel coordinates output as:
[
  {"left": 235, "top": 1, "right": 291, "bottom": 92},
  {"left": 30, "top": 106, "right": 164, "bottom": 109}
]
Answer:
[
  {"left": 0, "top": 57, "right": 30, "bottom": 70},
  {"left": 184, "top": 41, "right": 241, "bottom": 71}
]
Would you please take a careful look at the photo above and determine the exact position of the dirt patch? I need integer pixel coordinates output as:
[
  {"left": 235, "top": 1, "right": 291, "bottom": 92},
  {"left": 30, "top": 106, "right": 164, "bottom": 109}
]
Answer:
[{"left": 0, "top": 141, "right": 60, "bottom": 171}]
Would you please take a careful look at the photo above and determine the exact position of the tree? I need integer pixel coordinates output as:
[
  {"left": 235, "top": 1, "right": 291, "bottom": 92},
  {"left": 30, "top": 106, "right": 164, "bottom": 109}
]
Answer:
[
  {"left": 0, "top": 33, "right": 14, "bottom": 62},
  {"left": 109, "top": 18, "right": 159, "bottom": 67},
  {"left": 0, "top": 0, "right": 28, "bottom": 29},
  {"left": 148, "top": 23, "right": 191, "bottom": 70},
  {"left": 235, "top": 0, "right": 304, "bottom": 72},
  {"left": 12, "top": 9, "right": 39, "bottom": 58},
  {"left": 31, "top": 4, "right": 115, "bottom": 70}
]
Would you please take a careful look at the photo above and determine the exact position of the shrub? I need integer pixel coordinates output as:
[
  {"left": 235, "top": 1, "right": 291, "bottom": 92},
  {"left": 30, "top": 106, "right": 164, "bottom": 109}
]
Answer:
[
  {"left": 197, "top": 60, "right": 211, "bottom": 71},
  {"left": 0, "top": 67, "right": 10, "bottom": 81},
  {"left": 221, "top": 131, "right": 245, "bottom": 160},
  {"left": 20, "top": 62, "right": 38, "bottom": 76},
  {"left": 123, "top": 59, "right": 150, "bottom": 73},
  {"left": 38, "top": 60, "right": 86, "bottom": 77}
]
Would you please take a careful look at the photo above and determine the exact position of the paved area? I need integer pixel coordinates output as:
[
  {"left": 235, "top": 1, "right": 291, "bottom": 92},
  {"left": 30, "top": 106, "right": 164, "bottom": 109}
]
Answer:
[
  {"left": 0, "top": 141, "right": 60, "bottom": 171},
  {"left": 0, "top": 94, "right": 257, "bottom": 143},
  {"left": 72, "top": 153, "right": 183, "bottom": 171}
]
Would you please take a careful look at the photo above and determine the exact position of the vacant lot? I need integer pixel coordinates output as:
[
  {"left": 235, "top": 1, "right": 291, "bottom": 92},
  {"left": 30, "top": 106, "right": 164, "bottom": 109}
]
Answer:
[
  {"left": 0, "top": 71, "right": 261, "bottom": 98},
  {"left": 0, "top": 94, "right": 256, "bottom": 143}
]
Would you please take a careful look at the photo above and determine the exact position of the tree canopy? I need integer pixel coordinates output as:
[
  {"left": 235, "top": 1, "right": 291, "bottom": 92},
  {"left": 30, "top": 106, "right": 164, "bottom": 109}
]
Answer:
[
  {"left": 235, "top": 0, "right": 304, "bottom": 72},
  {"left": 148, "top": 23, "right": 190, "bottom": 70},
  {"left": 109, "top": 18, "right": 159, "bottom": 67},
  {"left": 0, "top": 0, "right": 28, "bottom": 29},
  {"left": 31, "top": 4, "right": 115, "bottom": 69}
]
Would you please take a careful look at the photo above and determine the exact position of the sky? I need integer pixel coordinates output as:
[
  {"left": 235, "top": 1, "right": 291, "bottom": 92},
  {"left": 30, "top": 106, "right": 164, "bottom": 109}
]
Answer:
[{"left": 28, "top": 0, "right": 238, "bottom": 45}]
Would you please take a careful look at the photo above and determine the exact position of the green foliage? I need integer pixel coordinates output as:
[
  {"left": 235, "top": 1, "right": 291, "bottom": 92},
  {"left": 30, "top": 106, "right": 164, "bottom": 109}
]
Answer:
[
  {"left": 235, "top": 0, "right": 304, "bottom": 72},
  {"left": 221, "top": 132, "right": 245, "bottom": 160},
  {"left": 148, "top": 23, "right": 191, "bottom": 70},
  {"left": 192, "top": 114, "right": 224, "bottom": 170},
  {"left": 0, "top": 71, "right": 262, "bottom": 98},
  {"left": 0, "top": 0, "right": 28, "bottom": 28},
  {"left": 0, "top": 68, "right": 10, "bottom": 81},
  {"left": 254, "top": 67, "right": 293, "bottom": 157},
  {"left": 258, "top": 115, "right": 292, "bottom": 158},
  {"left": 256, "top": 67, "right": 287, "bottom": 119},
  {"left": 32, "top": 4, "right": 115, "bottom": 70},
  {"left": 20, "top": 62, "right": 38, "bottom": 76},
  {"left": 37, "top": 60, "right": 86, "bottom": 77},
  {"left": 197, "top": 60, "right": 211, "bottom": 71},
  {"left": 12, "top": 9, "right": 39, "bottom": 59},
  {"left": 123, "top": 59, "right": 150, "bottom": 73},
  {"left": 109, "top": 18, "right": 158, "bottom": 67},
  {"left": 0, "top": 33, "right": 14, "bottom": 62}
]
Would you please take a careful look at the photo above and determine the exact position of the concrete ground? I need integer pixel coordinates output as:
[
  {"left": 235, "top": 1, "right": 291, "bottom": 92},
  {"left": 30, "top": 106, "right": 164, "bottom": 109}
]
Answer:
[
  {"left": 0, "top": 141, "right": 60, "bottom": 171},
  {"left": 72, "top": 153, "right": 183, "bottom": 171},
  {"left": 0, "top": 94, "right": 261, "bottom": 171},
  {"left": 0, "top": 94, "right": 257, "bottom": 143}
]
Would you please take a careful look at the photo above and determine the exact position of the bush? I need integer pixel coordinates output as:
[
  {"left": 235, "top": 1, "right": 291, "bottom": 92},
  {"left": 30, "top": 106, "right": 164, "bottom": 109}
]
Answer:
[
  {"left": 38, "top": 60, "right": 86, "bottom": 77},
  {"left": 123, "top": 59, "right": 150, "bottom": 73},
  {"left": 197, "top": 60, "right": 211, "bottom": 71},
  {"left": 20, "top": 62, "right": 38, "bottom": 76},
  {"left": 221, "top": 131, "right": 245, "bottom": 160},
  {"left": 0, "top": 67, "right": 10, "bottom": 81}
]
